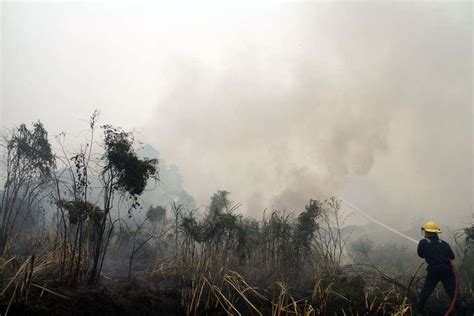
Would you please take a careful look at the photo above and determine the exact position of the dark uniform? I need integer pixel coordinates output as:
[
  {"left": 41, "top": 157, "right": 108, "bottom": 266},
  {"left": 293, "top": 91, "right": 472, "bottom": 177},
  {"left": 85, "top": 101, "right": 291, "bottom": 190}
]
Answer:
[{"left": 416, "top": 235, "right": 456, "bottom": 312}]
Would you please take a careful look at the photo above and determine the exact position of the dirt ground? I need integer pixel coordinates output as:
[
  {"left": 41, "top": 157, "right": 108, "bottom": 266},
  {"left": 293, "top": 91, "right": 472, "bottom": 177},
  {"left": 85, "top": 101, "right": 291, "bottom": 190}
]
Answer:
[
  {"left": 2, "top": 279, "right": 182, "bottom": 316},
  {"left": 2, "top": 276, "right": 474, "bottom": 315}
]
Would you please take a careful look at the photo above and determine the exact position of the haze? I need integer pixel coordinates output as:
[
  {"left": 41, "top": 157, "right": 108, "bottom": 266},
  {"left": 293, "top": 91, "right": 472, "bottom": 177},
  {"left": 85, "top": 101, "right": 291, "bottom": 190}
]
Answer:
[{"left": 1, "top": 2, "right": 472, "bottom": 228}]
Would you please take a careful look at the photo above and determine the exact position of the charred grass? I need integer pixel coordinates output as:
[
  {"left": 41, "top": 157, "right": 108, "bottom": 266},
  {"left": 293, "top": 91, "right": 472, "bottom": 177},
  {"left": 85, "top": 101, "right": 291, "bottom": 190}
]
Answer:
[{"left": 1, "top": 252, "right": 473, "bottom": 315}]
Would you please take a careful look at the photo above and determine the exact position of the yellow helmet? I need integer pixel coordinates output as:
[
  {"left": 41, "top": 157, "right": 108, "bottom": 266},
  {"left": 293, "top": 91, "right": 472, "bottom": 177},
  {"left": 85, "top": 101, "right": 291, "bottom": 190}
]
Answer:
[{"left": 422, "top": 221, "right": 441, "bottom": 233}]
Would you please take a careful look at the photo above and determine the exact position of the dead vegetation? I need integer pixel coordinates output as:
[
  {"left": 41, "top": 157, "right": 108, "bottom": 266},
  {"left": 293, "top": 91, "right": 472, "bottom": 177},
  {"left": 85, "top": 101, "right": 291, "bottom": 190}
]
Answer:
[{"left": 1, "top": 117, "right": 473, "bottom": 315}]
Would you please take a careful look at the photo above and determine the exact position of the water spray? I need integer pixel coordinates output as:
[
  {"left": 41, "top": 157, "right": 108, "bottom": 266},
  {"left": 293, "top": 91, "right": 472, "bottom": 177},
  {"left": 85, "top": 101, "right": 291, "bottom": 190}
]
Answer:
[
  {"left": 340, "top": 198, "right": 459, "bottom": 315},
  {"left": 340, "top": 198, "right": 418, "bottom": 244}
]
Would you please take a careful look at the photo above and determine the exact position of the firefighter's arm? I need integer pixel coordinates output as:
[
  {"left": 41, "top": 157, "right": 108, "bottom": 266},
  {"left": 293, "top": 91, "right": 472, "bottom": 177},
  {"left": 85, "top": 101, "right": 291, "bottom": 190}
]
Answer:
[
  {"left": 447, "top": 243, "right": 455, "bottom": 260},
  {"left": 417, "top": 240, "right": 425, "bottom": 258}
]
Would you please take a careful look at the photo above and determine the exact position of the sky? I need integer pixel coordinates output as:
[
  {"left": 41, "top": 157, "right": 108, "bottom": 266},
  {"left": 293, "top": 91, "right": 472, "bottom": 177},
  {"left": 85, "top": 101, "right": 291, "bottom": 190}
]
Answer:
[{"left": 1, "top": 1, "right": 472, "bottom": 229}]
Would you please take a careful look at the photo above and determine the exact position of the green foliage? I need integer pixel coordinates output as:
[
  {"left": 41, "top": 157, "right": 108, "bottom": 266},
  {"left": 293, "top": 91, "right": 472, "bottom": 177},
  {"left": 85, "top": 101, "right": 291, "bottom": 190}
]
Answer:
[
  {"left": 456, "top": 222, "right": 474, "bottom": 288},
  {"left": 209, "top": 190, "right": 231, "bottom": 216},
  {"left": 181, "top": 212, "right": 203, "bottom": 242},
  {"left": 294, "top": 199, "right": 322, "bottom": 254},
  {"left": 7, "top": 121, "right": 54, "bottom": 177},
  {"left": 234, "top": 218, "right": 259, "bottom": 260},
  {"left": 102, "top": 125, "right": 158, "bottom": 202},
  {"left": 146, "top": 205, "right": 167, "bottom": 224},
  {"left": 57, "top": 200, "right": 104, "bottom": 225},
  {"left": 0, "top": 121, "right": 54, "bottom": 253},
  {"left": 465, "top": 224, "right": 474, "bottom": 242},
  {"left": 178, "top": 191, "right": 337, "bottom": 281}
]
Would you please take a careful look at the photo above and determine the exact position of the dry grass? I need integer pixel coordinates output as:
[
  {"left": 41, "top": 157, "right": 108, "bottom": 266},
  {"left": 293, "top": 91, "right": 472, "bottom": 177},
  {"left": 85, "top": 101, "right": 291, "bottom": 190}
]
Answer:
[
  {"left": 0, "top": 225, "right": 472, "bottom": 315},
  {"left": 2, "top": 247, "right": 474, "bottom": 315}
]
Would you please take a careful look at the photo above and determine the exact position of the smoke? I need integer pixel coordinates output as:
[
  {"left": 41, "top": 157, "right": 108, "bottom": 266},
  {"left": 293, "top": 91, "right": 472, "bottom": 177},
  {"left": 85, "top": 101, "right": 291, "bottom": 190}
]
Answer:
[
  {"left": 138, "top": 144, "right": 196, "bottom": 210},
  {"left": 2, "top": 2, "right": 471, "bottom": 226},
  {"left": 142, "top": 2, "right": 472, "bottom": 226}
]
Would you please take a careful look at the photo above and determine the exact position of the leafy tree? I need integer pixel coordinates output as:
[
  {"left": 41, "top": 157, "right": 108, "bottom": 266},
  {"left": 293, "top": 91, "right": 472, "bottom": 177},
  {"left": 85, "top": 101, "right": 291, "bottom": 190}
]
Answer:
[
  {"left": 181, "top": 211, "right": 202, "bottom": 242},
  {"left": 465, "top": 224, "right": 474, "bottom": 242},
  {"left": 235, "top": 218, "right": 260, "bottom": 262},
  {"left": 454, "top": 221, "right": 474, "bottom": 288},
  {"left": 57, "top": 200, "right": 104, "bottom": 225},
  {"left": 0, "top": 122, "right": 54, "bottom": 254},
  {"left": 89, "top": 125, "right": 158, "bottom": 283},
  {"left": 209, "top": 190, "right": 231, "bottom": 216},
  {"left": 147, "top": 205, "right": 167, "bottom": 224},
  {"left": 294, "top": 199, "right": 322, "bottom": 255},
  {"left": 102, "top": 125, "right": 158, "bottom": 199}
]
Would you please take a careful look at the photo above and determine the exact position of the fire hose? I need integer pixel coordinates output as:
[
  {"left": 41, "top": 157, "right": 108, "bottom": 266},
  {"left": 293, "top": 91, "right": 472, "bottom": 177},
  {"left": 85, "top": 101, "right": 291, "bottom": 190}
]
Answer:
[
  {"left": 341, "top": 199, "right": 459, "bottom": 315},
  {"left": 445, "top": 260, "right": 459, "bottom": 316}
]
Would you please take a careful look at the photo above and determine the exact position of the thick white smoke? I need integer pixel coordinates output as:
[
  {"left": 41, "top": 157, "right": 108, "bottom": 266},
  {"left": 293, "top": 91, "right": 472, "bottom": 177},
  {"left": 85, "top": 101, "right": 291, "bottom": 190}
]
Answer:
[
  {"left": 142, "top": 3, "right": 472, "bottom": 227},
  {"left": 2, "top": 2, "right": 471, "bottom": 227}
]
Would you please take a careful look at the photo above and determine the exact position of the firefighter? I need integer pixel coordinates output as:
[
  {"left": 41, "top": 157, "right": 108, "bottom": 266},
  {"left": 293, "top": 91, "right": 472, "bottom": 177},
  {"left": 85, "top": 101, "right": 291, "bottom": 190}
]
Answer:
[{"left": 416, "top": 221, "right": 456, "bottom": 314}]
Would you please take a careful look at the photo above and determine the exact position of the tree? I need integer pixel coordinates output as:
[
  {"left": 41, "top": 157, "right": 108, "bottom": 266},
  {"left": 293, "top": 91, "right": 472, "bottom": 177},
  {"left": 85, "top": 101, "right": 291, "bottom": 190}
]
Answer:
[
  {"left": 88, "top": 125, "right": 158, "bottom": 283},
  {"left": 465, "top": 224, "right": 474, "bottom": 242},
  {"left": 209, "top": 190, "right": 232, "bottom": 216},
  {"left": 51, "top": 111, "right": 98, "bottom": 284},
  {"left": 454, "top": 219, "right": 474, "bottom": 289},
  {"left": 147, "top": 205, "right": 167, "bottom": 225},
  {"left": 0, "top": 122, "right": 54, "bottom": 255},
  {"left": 293, "top": 199, "right": 322, "bottom": 256},
  {"left": 313, "top": 197, "right": 352, "bottom": 274}
]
